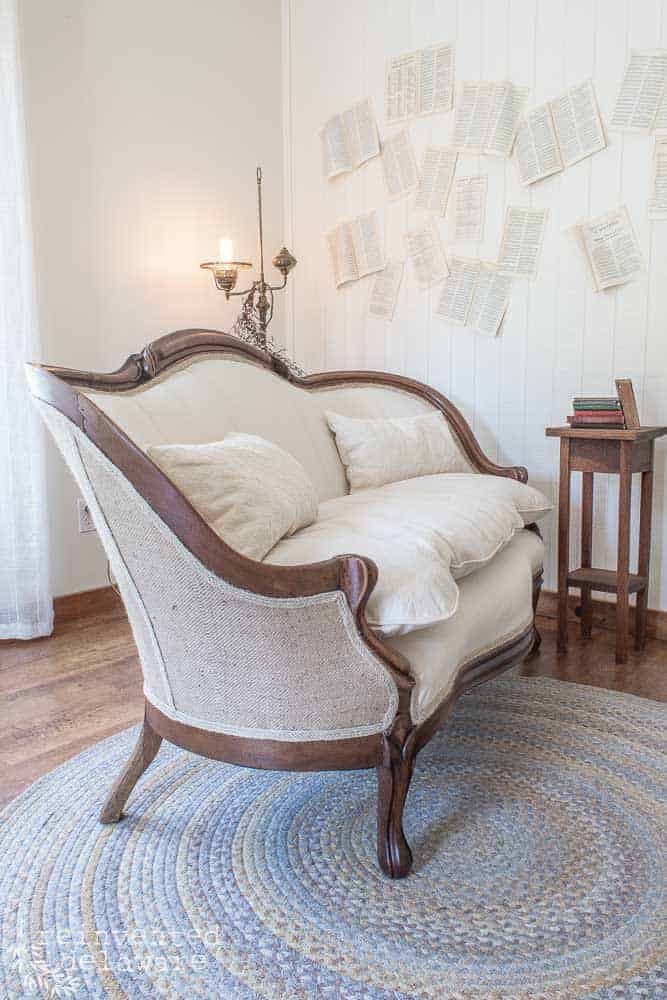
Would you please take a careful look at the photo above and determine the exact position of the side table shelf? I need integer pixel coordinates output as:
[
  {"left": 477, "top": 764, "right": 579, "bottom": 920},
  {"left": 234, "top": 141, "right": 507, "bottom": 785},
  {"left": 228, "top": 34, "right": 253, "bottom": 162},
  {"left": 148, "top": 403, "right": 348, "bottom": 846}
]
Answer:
[{"left": 545, "top": 425, "right": 667, "bottom": 664}]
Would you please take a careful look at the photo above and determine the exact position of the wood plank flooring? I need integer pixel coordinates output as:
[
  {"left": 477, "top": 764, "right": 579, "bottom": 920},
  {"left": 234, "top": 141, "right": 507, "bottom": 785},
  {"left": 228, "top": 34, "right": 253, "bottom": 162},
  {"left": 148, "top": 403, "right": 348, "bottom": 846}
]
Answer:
[{"left": 1, "top": 594, "right": 665, "bottom": 810}]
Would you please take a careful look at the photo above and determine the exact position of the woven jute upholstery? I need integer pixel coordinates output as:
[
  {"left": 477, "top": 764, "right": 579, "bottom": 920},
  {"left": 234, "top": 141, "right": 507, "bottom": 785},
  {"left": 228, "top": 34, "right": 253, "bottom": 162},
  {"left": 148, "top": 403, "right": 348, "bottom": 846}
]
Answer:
[{"left": 37, "top": 401, "right": 398, "bottom": 741}]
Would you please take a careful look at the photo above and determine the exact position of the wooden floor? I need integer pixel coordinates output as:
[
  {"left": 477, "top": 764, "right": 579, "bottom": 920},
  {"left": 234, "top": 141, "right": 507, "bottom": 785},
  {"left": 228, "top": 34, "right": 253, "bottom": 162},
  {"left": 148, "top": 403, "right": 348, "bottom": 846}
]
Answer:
[{"left": 1, "top": 593, "right": 665, "bottom": 810}]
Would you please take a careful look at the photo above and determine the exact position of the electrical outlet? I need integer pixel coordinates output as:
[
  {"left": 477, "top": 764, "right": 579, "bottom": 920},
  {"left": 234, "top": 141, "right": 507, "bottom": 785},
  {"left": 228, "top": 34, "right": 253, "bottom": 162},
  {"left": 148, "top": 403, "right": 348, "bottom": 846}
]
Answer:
[{"left": 77, "top": 498, "right": 96, "bottom": 533}]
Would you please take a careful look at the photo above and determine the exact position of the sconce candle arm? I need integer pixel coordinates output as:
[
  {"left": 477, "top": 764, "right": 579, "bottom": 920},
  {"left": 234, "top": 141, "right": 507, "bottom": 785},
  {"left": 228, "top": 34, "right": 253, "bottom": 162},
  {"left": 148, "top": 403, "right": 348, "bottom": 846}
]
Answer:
[
  {"left": 200, "top": 167, "right": 296, "bottom": 350},
  {"left": 267, "top": 273, "right": 288, "bottom": 293}
]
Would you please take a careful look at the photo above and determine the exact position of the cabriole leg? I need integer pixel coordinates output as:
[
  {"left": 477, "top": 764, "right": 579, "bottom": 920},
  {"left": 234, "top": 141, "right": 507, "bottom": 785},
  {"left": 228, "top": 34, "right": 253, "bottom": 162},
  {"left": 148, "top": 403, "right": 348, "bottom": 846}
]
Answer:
[
  {"left": 529, "top": 571, "right": 543, "bottom": 656},
  {"left": 99, "top": 709, "right": 162, "bottom": 824},
  {"left": 376, "top": 735, "right": 415, "bottom": 878}
]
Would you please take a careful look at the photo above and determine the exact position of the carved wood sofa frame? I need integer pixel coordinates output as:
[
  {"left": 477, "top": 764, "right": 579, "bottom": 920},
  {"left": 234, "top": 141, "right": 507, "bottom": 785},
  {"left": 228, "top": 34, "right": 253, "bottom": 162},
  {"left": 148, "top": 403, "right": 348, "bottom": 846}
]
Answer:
[{"left": 29, "top": 329, "right": 542, "bottom": 878}]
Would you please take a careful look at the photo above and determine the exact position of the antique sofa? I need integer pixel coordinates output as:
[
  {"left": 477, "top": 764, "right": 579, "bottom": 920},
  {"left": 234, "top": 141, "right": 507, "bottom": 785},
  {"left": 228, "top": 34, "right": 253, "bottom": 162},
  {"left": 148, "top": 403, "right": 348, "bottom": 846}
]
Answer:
[{"left": 27, "top": 329, "right": 547, "bottom": 878}]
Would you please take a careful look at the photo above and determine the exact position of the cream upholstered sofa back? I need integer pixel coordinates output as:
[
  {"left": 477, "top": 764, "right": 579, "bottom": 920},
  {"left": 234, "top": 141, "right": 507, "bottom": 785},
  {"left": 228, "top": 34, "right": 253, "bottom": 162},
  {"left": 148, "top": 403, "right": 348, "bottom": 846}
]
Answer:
[{"left": 83, "top": 354, "right": 471, "bottom": 501}]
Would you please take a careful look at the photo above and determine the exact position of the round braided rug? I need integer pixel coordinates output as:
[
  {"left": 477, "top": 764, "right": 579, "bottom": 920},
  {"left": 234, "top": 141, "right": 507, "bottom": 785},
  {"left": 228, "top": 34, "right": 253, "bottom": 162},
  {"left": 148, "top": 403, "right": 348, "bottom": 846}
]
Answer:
[{"left": 1, "top": 675, "right": 665, "bottom": 999}]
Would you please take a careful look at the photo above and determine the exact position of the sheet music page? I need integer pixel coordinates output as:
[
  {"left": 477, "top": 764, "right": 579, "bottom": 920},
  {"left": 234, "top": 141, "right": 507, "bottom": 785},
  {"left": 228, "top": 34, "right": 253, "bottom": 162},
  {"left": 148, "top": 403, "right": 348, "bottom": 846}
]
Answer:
[
  {"left": 381, "top": 128, "right": 419, "bottom": 199},
  {"left": 467, "top": 264, "right": 513, "bottom": 336},
  {"left": 404, "top": 225, "right": 449, "bottom": 289},
  {"left": 514, "top": 105, "right": 562, "bottom": 186},
  {"left": 649, "top": 138, "right": 667, "bottom": 218},
  {"left": 419, "top": 42, "right": 455, "bottom": 115},
  {"left": 452, "top": 175, "right": 487, "bottom": 242},
  {"left": 578, "top": 207, "right": 643, "bottom": 291},
  {"left": 369, "top": 260, "right": 404, "bottom": 320},
  {"left": 326, "top": 223, "right": 358, "bottom": 287},
  {"left": 386, "top": 51, "right": 420, "bottom": 124},
  {"left": 342, "top": 98, "right": 380, "bottom": 168},
  {"left": 611, "top": 49, "right": 667, "bottom": 131},
  {"left": 350, "top": 211, "right": 385, "bottom": 278},
  {"left": 497, "top": 206, "right": 548, "bottom": 279},
  {"left": 416, "top": 146, "right": 458, "bottom": 214},
  {"left": 486, "top": 82, "right": 529, "bottom": 157},
  {"left": 551, "top": 80, "right": 606, "bottom": 167},
  {"left": 434, "top": 258, "right": 480, "bottom": 324},
  {"left": 452, "top": 82, "right": 493, "bottom": 153},
  {"left": 320, "top": 115, "right": 353, "bottom": 179}
]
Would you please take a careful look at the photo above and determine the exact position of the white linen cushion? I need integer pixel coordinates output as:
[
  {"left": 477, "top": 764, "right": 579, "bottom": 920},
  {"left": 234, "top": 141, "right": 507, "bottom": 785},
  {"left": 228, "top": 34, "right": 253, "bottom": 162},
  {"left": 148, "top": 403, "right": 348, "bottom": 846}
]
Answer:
[
  {"left": 387, "top": 528, "right": 544, "bottom": 724},
  {"left": 147, "top": 433, "right": 318, "bottom": 561},
  {"left": 443, "top": 473, "right": 553, "bottom": 527},
  {"left": 266, "top": 473, "right": 551, "bottom": 636},
  {"left": 325, "top": 409, "right": 470, "bottom": 491}
]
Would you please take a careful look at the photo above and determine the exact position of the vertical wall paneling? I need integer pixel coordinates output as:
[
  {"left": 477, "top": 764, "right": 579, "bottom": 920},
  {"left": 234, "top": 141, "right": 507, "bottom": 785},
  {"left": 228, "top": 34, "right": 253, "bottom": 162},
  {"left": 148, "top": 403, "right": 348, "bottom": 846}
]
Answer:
[
  {"left": 281, "top": 0, "right": 296, "bottom": 361},
  {"left": 285, "top": 0, "right": 667, "bottom": 608}
]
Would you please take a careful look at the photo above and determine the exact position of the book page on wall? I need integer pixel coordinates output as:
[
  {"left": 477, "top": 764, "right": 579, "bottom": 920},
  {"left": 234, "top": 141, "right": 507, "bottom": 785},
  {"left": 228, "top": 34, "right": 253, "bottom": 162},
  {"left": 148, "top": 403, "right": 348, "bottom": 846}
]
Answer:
[
  {"left": 452, "top": 81, "right": 528, "bottom": 157},
  {"left": 452, "top": 175, "right": 487, "bottom": 242},
  {"left": 653, "top": 85, "right": 667, "bottom": 132},
  {"left": 381, "top": 128, "right": 419, "bottom": 199},
  {"left": 326, "top": 211, "right": 384, "bottom": 288},
  {"left": 415, "top": 146, "right": 458, "bottom": 214},
  {"left": 467, "top": 265, "right": 513, "bottom": 336},
  {"left": 326, "top": 223, "right": 358, "bottom": 286},
  {"left": 386, "top": 51, "right": 419, "bottom": 123},
  {"left": 610, "top": 49, "right": 667, "bottom": 131},
  {"left": 569, "top": 206, "right": 643, "bottom": 292},
  {"left": 320, "top": 99, "right": 380, "bottom": 179},
  {"left": 497, "top": 206, "right": 548, "bottom": 279},
  {"left": 649, "top": 138, "right": 667, "bottom": 219},
  {"left": 368, "top": 260, "right": 404, "bottom": 320},
  {"left": 351, "top": 211, "right": 385, "bottom": 278},
  {"left": 515, "top": 80, "right": 606, "bottom": 186},
  {"left": 435, "top": 258, "right": 511, "bottom": 336},
  {"left": 551, "top": 80, "right": 606, "bottom": 167},
  {"left": 434, "top": 258, "right": 480, "bottom": 324},
  {"left": 419, "top": 43, "right": 455, "bottom": 116},
  {"left": 514, "top": 105, "right": 562, "bottom": 185},
  {"left": 385, "top": 43, "right": 454, "bottom": 124},
  {"left": 404, "top": 225, "right": 448, "bottom": 289}
]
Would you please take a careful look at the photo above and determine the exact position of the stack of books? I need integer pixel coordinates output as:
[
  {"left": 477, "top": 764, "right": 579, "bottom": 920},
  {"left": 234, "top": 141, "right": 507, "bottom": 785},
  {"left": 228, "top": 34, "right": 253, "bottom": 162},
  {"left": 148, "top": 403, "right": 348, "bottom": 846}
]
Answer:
[{"left": 567, "top": 397, "right": 626, "bottom": 429}]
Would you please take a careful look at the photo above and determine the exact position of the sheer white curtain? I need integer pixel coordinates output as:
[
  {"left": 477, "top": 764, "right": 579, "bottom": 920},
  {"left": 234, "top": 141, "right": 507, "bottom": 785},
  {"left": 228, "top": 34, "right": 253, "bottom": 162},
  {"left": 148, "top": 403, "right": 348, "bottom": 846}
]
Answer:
[{"left": 0, "top": 0, "right": 53, "bottom": 638}]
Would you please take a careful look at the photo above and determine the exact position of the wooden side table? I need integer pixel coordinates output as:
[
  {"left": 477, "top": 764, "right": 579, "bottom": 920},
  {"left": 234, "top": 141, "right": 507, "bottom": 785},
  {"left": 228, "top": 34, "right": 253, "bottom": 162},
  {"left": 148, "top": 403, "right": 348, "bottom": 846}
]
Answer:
[{"left": 545, "top": 425, "right": 667, "bottom": 664}]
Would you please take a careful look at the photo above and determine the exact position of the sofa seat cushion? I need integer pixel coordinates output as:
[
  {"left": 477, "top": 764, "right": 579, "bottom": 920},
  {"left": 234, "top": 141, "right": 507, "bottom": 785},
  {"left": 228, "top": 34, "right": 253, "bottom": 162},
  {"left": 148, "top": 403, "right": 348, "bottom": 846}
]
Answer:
[
  {"left": 266, "top": 474, "right": 550, "bottom": 636},
  {"left": 387, "top": 529, "right": 543, "bottom": 724}
]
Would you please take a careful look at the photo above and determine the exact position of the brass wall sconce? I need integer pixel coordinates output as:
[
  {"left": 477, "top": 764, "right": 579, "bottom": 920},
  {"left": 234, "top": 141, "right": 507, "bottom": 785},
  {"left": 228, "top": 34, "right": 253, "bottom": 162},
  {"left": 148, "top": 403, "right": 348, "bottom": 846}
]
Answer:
[{"left": 200, "top": 167, "right": 297, "bottom": 350}]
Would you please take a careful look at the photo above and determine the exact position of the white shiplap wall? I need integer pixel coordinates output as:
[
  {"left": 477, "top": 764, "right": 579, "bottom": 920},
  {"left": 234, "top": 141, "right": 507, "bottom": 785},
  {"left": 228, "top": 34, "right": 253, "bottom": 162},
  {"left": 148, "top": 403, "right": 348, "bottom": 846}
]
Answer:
[{"left": 282, "top": 0, "right": 667, "bottom": 607}]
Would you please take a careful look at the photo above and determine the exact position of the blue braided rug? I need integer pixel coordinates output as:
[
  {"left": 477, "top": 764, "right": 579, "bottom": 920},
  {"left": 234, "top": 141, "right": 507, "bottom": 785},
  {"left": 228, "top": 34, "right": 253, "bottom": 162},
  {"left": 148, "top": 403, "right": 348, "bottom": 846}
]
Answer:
[{"left": 1, "top": 674, "right": 665, "bottom": 999}]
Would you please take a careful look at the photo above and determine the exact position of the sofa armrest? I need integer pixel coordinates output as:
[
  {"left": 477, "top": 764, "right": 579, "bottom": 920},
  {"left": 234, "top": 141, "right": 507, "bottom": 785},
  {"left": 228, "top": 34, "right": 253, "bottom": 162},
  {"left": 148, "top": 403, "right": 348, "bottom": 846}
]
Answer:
[{"left": 31, "top": 386, "right": 414, "bottom": 743}]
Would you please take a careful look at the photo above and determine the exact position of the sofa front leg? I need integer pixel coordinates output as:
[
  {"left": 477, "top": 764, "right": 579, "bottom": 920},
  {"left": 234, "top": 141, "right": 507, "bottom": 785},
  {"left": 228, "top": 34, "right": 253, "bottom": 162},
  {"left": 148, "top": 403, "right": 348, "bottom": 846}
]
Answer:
[
  {"left": 376, "top": 734, "right": 415, "bottom": 878},
  {"left": 529, "top": 569, "right": 544, "bottom": 657},
  {"left": 100, "top": 709, "right": 162, "bottom": 824}
]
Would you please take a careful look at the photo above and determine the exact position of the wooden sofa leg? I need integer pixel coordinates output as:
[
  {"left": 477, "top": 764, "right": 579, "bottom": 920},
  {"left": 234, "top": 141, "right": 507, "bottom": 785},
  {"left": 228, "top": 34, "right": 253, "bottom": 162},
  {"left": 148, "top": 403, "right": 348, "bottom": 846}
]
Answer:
[
  {"left": 376, "top": 735, "right": 415, "bottom": 878},
  {"left": 99, "top": 710, "right": 162, "bottom": 824},
  {"left": 528, "top": 571, "right": 543, "bottom": 658}
]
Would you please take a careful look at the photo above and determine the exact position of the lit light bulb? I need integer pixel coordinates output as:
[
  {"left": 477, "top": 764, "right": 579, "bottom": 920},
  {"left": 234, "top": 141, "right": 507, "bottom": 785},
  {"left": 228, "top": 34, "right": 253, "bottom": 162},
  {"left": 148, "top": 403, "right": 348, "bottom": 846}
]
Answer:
[{"left": 219, "top": 238, "right": 233, "bottom": 263}]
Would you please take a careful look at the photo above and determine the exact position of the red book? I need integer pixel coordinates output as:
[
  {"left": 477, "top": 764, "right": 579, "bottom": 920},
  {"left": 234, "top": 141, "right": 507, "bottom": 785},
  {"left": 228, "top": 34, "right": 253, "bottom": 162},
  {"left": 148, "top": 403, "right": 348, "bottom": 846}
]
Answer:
[
  {"left": 567, "top": 414, "right": 625, "bottom": 427},
  {"left": 569, "top": 409, "right": 625, "bottom": 422}
]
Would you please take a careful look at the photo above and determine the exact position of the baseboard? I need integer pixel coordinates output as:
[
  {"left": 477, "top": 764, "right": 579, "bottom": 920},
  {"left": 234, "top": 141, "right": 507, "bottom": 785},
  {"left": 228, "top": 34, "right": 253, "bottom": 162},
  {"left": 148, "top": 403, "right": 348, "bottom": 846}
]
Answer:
[
  {"left": 51, "top": 584, "right": 667, "bottom": 640},
  {"left": 54, "top": 585, "right": 122, "bottom": 625},
  {"left": 538, "top": 589, "right": 667, "bottom": 642}
]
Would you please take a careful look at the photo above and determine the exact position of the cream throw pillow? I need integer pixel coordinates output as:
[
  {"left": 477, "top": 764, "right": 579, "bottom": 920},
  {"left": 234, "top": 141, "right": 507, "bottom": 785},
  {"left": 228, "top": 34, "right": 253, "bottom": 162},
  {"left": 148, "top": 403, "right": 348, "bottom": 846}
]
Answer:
[
  {"left": 148, "top": 433, "right": 318, "bottom": 561},
  {"left": 325, "top": 409, "right": 470, "bottom": 491}
]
